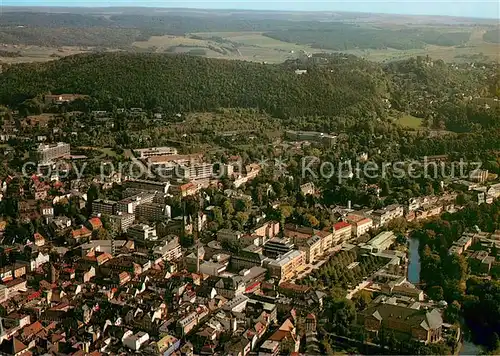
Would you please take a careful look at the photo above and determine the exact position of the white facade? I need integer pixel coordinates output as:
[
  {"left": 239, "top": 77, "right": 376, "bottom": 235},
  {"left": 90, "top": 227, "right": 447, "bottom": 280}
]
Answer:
[
  {"left": 128, "top": 224, "right": 157, "bottom": 241},
  {"left": 123, "top": 331, "right": 149, "bottom": 351}
]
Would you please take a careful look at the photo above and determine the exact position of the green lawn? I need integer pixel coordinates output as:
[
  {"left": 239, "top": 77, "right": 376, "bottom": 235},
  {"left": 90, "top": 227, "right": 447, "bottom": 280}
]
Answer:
[{"left": 396, "top": 115, "right": 423, "bottom": 129}]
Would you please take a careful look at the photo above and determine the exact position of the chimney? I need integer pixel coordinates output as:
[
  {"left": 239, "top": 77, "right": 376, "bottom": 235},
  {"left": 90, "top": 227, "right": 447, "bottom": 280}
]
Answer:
[{"left": 347, "top": 200, "right": 352, "bottom": 210}]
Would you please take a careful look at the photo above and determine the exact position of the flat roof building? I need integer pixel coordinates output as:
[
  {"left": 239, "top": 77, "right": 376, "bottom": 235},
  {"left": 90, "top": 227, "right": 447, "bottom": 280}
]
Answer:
[
  {"left": 31, "top": 142, "right": 70, "bottom": 164},
  {"left": 361, "top": 231, "right": 397, "bottom": 253},
  {"left": 265, "top": 250, "right": 305, "bottom": 282},
  {"left": 134, "top": 146, "right": 178, "bottom": 159},
  {"left": 263, "top": 237, "right": 295, "bottom": 258}
]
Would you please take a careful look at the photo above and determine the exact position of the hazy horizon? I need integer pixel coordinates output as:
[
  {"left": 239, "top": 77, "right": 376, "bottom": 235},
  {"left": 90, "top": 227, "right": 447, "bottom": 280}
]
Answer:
[{"left": 3, "top": 0, "right": 500, "bottom": 19}]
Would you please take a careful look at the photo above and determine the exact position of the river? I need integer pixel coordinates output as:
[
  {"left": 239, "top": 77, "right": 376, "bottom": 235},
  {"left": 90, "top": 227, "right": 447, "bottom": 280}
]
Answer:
[
  {"left": 406, "top": 237, "right": 481, "bottom": 355},
  {"left": 407, "top": 237, "right": 421, "bottom": 284}
]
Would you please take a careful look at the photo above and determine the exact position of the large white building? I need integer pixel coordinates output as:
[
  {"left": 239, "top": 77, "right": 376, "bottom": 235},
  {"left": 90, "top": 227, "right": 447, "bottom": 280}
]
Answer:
[
  {"left": 134, "top": 147, "right": 178, "bottom": 159},
  {"left": 117, "top": 192, "right": 155, "bottom": 214},
  {"left": 32, "top": 142, "right": 70, "bottom": 163},
  {"left": 128, "top": 224, "right": 157, "bottom": 241}
]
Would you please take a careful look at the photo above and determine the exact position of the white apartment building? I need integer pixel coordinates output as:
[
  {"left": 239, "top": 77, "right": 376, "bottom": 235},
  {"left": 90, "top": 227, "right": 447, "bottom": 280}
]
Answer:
[
  {"left": 128, "top": 224, "right": 157, "bottom": 241},
  {"left": 134, "top": 147, "right": 178, "bottom": 159}
]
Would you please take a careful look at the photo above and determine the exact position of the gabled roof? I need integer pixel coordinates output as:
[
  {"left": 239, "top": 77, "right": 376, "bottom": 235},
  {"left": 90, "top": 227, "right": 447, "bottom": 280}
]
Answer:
[
  {"left": 360, "top": 303, "right": 443, "bottom": 331},
  {"left": 0, "top": 337, "right": 28, "bottom": 355},
  {"left": 33, "top": 232, "right": 45, "bottom": 242}
]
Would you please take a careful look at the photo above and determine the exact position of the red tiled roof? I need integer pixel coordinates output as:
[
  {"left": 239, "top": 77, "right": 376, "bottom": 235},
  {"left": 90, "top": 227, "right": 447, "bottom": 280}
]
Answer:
[
  {"left": 279, "top": 282, "right": 310, "bottom": 293},
  {"left": 21, "top": 321, "right": 44, "bottom": 338},
  {"left": 333, "top": 221, "right": 351, "bottom": 230},
  {"left": 180, "top": 182, "right": 196, "bottom": 191},
  {"left": 72, "top": 226, "right": 91, "bottom": 238},
  {"left": 34, "top": 232, "right": 45, "bottom": 241},
  {"left": 88, "top": 217, "right": 103, "bottom": 230}
]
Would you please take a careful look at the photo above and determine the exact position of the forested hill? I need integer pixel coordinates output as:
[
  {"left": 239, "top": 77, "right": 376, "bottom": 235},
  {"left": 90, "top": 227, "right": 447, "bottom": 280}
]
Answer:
[{"left": 0, "top": 52, "right": 388, "bottom": 117}]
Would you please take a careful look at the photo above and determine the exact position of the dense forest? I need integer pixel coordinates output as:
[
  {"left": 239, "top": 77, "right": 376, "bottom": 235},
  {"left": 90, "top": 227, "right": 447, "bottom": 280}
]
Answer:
[
  {"left": 0, "top": 27, "right": 152, "bottom": 47},
  {"left": 263, "top": 27, "right": 471, "bottom": 50},
  {"left": 0, "top": 11, "right": 478, "bottom": 49},
  {"left": 1, "top": 52, "right": 496, "bottom": 126},
  {"left": 0, "top": 52, "right": 389, "bottom": 117}
]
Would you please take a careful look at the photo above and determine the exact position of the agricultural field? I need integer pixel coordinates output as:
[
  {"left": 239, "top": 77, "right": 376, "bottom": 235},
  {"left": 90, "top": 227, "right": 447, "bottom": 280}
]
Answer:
[
  {"left": 0, "top": 45, "right": 86, "bottom": 64},
  {"left": 131, "top": 26, "right": 499, "bottom": 64}
]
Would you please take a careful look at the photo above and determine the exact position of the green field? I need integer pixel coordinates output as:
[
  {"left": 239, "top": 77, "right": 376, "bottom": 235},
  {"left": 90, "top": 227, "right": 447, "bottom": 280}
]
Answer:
[
  {"left": 395, "top": 115, "right": 424, "bottom": 129},
  {"left": 3, "top": 26, "right": 498, "bottom": 65}
]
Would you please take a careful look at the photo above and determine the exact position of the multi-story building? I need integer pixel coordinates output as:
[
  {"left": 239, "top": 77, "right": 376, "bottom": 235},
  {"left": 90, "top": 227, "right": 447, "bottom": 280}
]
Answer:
[
  {"left": 109, "top": 212, "right": 135, "bottom": 232},
  {"left": 92, "top": 199, "right": 118, "bottom": 216},
  {"left": 346, "top": 214, "right": 373, "bottom": 237},
  {"left": 252, "top": 221, "right": 280, "bottom": 244},
  {"left": 265, "top": 250, "right": 305, "bottom": 282},
  {"left": 134, "top": 147, "right": 178, "bottom": 159},
  {"left": 298, "top": 235, "right": 322, "bottom": 264},
  {"left": 124, "top": 179, "right": 170, "bottom": 194},
  {"left": 284, "top": 224, "right": 334, "bottom": 252},
  {"left": 177, "top": 163, "right": 213, "bottom": 180},
  {"left": 333, "top": 221, "right": 352, "bottom": 243},
  {"left": 208, "top": 276, "right": 246, "bottom": 299},
  {"left": 117, "top": 192, "right": 155, "bottom": 214},
  {"left": 230, "top": 249, "right": 268, "bottom": 270},
  {"left": 153, "top": 237, "right": 182, "bottom": 262},
  {"left": 448, "top": 233, "right": 476, "bottom": 255},
  {"left": 136, "top": 203, "right": 170, "bottom": 222},
  {"left": 127, "top": 224, "right": 157, "bottom": 241},
  {"left": 316, "top": 230, "right": 334, "bottom": 251},
  {"left": 217, "top": 229, "right": 243, "bottom": 243},
  {"left": 31, "top": 142, "right": 70, "bottom": 163},
  {"left": 177, "top": 312, "right": 198, "bottom": 336},
  {"left": 371, "top": 204, "right": 404, "bottom": 227},
  {"left": 263, "top": 237, "right": 295, "bottom": 258},
  {"left": 469, "top": 169, "right": 489, "bottom": 183}
]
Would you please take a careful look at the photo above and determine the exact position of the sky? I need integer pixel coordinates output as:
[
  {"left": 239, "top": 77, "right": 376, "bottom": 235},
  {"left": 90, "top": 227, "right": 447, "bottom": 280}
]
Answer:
[{"left": 2, "top": 0, "right": 499, "bottom": 19}]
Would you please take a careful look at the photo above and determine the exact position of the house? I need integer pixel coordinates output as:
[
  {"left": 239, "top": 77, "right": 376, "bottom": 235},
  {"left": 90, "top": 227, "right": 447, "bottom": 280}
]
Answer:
[
  {"left": 123, "top": 331, "right": 149, "bottom": 351},
  {"left": 87, "top": 217, "right": 103, "bottom": 231},
  {"left": 300, "top": 183, "right": 315, "bottom": 196},
  {"left": 266, "top": 318, "right": 300, "bottom": 354},
  {"left": 33, "top": 233, "right": 46, "bottom": 247},
  {"left": 156, "top": 334, "right": 181, "bottom": 356},
  {"left": 358, "top": 303, "right": 443, "bottom": 344},
  {"left": 44, "top": 94, "right": 88, "bottom": 105},
  {"left": 70, "top": 226, "right": 92, "bottom": 243},
  {"left": 0, "top": 337, "right": 30, "bottom": 355}
]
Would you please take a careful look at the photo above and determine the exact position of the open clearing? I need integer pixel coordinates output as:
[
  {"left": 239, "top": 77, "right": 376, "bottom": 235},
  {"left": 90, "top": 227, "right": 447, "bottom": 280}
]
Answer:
[{"left": 396, "top": 115, "right": 424, "bottom": 129}]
